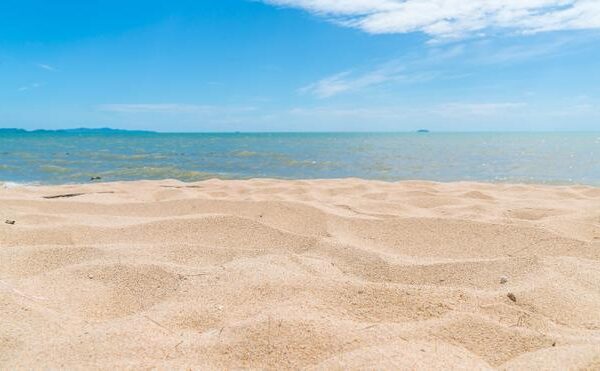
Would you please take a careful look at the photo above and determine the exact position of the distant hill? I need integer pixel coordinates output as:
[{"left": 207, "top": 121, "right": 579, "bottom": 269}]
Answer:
[
  {"left": 0, "top": 128, "right": 156, "bottom": 134},
  {"left": 0, "top": 128, "right": 28, "bottom": 134}
]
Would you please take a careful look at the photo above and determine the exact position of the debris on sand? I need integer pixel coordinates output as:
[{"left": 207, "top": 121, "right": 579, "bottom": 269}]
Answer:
[
  {"left": 43, "top": 193, "right": 85, "bottom": 199},
  {"left": 507, "top": 293, "right": 517, "bottom": 302},
  {"left": 5, "top": 219, "right": 15, "bottom": 225},
  {"left": 500, "top": 275, "right": 508, "bottom": 284}
]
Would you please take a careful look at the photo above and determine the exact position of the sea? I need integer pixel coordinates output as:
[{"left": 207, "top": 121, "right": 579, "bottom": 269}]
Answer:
[{"left": 1, "top": 131, "right": 599, "bottom": 186}]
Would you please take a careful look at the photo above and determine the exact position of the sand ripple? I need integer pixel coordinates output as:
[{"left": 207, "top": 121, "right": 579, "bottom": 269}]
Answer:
[{"left": 1, "top": 179, "right": 599, "bottom": 369}]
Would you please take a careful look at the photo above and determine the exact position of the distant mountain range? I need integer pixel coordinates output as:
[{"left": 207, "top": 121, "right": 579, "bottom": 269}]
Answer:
[{"left": 0, "top": 128, "right": 156, "bottom": 134}]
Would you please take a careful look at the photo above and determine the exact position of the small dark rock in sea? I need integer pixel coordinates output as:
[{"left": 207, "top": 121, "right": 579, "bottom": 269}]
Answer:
[
  {"left": 5, "top": 220, "right": 16, "bottom": 225},
  {"left": 417, "top": 129, "right": 430, "bottom": 133},
  {"left": 507, "top": 292, "right": 517, "bottom": 302},
  {"left": 90, "top": 176, "right": 102, "bottom": 181}
]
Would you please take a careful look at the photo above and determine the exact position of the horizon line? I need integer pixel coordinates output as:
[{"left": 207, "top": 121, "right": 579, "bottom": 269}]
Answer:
[{"left": 1, "top": 127, "right": 600, "bottom": 134}]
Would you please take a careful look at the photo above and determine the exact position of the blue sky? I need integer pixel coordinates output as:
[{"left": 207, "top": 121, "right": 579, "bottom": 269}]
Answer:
[{"left": 1, "top": 0, "right": 599, "bottom": 132}]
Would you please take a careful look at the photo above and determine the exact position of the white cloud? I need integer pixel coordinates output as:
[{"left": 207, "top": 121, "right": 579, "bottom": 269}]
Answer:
[
  {"left": 263, "top": 0, "right": 600, "bottom": 38},
  {"left": 37, "top": 63, "right": 56, "bottom": 71}
]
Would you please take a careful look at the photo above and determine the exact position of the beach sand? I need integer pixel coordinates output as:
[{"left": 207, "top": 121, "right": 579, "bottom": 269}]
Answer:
[{"left": 1, "top": 179, "right": 600, "bottom": 369}]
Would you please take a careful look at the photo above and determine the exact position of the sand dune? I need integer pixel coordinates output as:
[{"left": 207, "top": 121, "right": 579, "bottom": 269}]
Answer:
[{"left": 1, "top": 179, "right": 599, "bottom": 369}]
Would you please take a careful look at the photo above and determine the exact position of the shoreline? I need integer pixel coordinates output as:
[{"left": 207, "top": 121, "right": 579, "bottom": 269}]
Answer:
[
  {"left": 2, "top": 178, "right": 600, "bottom": 368},
  {"left": 3, "top": 177, "right": 600, "bottom": 189}
]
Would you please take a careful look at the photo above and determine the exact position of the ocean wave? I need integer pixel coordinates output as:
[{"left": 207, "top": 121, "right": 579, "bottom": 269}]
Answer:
[
  {"left": 231, "top": 150, "right": 259, "bottom": 158},
  {"left": 40, "top": 165, "right": 72, "bottom": 174},
  {"left": 93, "top": 166, "right": 231, "bottom": 182},
  {"left": 1, "top": 181, "right": 40, "bottom": 188}
]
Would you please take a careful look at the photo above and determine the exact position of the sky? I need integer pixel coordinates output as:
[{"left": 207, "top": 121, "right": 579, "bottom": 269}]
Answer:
[{"left": 1, "top": 0, "right": 599, "bottom": 132}]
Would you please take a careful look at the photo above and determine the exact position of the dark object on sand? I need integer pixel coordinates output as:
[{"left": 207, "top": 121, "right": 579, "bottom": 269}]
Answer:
[
  {"left": 507, "top": 292, "right": 517, "bottom": 302},
  {"left": 90, "top": 176, "right": 102, "bottom": 181},
  {"left": 43, "top": 193, "right": 85, "bottom": 199},
  {"left": 5, "top": 220, "right": 15, "bottom": 225},
  {"left": 417, "top": 129, "right": 430, "bottom": 133}
]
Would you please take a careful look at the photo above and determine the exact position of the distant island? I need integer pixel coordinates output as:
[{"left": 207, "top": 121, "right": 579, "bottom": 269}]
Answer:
[
  {"left": 0, "top": 128, "right": 156, "bottom": 134},
  {"left": 417, "top": 129, "right": 430, "bottom": 133}
]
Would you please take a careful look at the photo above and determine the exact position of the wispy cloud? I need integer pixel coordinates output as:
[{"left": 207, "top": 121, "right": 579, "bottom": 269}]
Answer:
[
  {"left": 299, "top": 66, "right": 400, "bottom": 98},
  {"left": 300, "top": 60, "right": 441, "bottom": 98},
  {"left": 469, "top": 34, "right": 591, "bottom": 65},
  {"left": 18, "top": 82, "right": 42, "bottom": 92},
  {"left": 95, "top": 104, "right": 264, "bottom": 131},
  {"left": 290, "top": 102, "right": 527, "bottom": 118},
  {"left": 99, "top": 104, "right": 214, "bottom": 113},
  {"left": 437, "top": 102, "right": 527, "bottom": 116},
  {"left": 37, "top": 63, "right": 56, "bottom": 71},
  {"left": 289, "top": 106, "right": 409, "bottom": 118},
  {"left": 98, "top": 103, "right": 257, "bottom": 114},
  {"left": 299, "top": 43, "right": 465, "bottom": 98},
  {"left": 263, "top": 0, "right": 600, "bottom": 39},
  {"left": 544, "top": 95, "right": 600, "bottom": 116},
  {"left": 299, "top": 34, "right": 586, "bottom": 99}
]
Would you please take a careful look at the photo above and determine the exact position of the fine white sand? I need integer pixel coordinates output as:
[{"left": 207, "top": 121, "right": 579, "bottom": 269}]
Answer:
[{"left": 1, "top": 179, "right": 600, "bottom": 369}]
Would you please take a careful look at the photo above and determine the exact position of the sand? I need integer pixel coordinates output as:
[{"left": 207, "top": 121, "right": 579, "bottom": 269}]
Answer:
[{"left": 1, "top": 178, "right": 599, "bottom": 369}]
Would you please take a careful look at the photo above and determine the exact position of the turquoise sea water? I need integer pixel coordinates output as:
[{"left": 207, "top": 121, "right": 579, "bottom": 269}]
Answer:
[{"left": 0, "top": 132, "right": 598, "bottom": 185}]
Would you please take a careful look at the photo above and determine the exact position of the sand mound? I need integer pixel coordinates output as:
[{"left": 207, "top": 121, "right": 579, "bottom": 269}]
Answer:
[{"left": 1, "top": 179, "right": 599, "bottom": 369}]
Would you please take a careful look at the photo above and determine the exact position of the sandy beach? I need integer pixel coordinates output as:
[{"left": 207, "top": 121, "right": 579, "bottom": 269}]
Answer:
[{"left": 1, "top": 178, "right": 599, "bottom": 369}]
